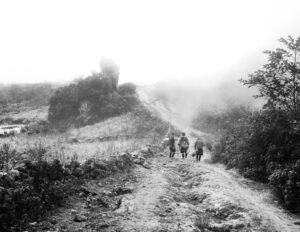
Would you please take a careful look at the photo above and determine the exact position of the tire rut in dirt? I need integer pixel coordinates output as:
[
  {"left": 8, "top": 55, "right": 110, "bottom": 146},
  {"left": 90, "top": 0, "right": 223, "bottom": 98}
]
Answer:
[
  {"left": 158, "top": 161, "right": 266, "bottom": 232},
  {"left": 151, "top": 162, "right": 207, "bottom": 231}
]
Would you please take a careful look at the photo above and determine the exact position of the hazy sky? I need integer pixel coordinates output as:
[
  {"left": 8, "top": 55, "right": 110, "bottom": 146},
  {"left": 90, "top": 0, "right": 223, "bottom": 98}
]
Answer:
[{"left": 1, "top": 0, "right": 300, "bottom": 86}]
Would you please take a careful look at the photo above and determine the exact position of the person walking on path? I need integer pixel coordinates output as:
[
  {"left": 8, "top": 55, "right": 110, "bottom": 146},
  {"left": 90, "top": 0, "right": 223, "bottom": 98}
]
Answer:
[
  {"left": 169, "top": 133, "right": 176, "bottom": 158},
  {"left": 194, "top": 138, "right": 204, "bottom": 161},
  {"left": 178, "top": 132, "right": 189, "bottom": 159}
]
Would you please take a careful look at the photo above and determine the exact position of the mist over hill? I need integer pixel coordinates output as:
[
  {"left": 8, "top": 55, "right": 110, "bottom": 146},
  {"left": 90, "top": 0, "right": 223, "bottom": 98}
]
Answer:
[{"left": 147, "top": 76, "right": 264, "bottom": 127}]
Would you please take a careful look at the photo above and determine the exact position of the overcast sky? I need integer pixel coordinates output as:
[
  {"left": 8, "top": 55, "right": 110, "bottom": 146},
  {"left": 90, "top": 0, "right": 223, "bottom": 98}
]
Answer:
[{"left": 1, "top": 0, "right": 300, "bottom": 86}]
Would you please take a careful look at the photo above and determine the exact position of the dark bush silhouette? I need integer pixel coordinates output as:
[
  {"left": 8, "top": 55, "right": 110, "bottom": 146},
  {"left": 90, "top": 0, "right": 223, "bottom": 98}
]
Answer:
[
  {"left": 194, "top": 107, "right": 300, "bottom": 211},
  {"left": 118, "top": 82, "right": 136, "bottom": 95},
  {"left": 48, "top": 59, "right": 138, "bottom": 129},
  {"left": 100, "top": 57, "right": 120, "bottom": 91},
  {"left": 192, "top": 105, "right": 251, "bottom": 134},
  {"left": 240, "top": 35, "right": 300, "bottom": 119},
  {"left": 0, "top": 144, "right": 135, "bottom": 231}
]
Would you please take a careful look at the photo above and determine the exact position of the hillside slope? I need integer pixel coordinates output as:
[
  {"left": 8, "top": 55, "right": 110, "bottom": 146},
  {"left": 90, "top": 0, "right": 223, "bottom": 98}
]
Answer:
[{"left": 11, "top": 88, "right": 300, "bottom": 232}]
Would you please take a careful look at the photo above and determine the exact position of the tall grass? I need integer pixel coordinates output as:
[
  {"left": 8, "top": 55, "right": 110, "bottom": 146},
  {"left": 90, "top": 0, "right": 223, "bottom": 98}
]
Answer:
[{"left": 0, "top": 106, "right": 169, "bottom": 165}]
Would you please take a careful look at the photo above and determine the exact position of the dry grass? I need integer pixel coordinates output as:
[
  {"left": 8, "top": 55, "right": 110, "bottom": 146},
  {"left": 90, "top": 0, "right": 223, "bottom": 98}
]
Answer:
[
  {"left": 0, "top": 106, "right": 48, "bottom": 121},
  {"left": 68, "top": 112, "right": 137, "bottom": 140},
  {"left": 2, "top": 111, "right": 165, "bottom": 164}
]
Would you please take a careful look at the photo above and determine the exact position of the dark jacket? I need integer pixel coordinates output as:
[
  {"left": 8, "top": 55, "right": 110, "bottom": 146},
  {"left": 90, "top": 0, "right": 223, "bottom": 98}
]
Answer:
[
  {"left": 178, "top": 136, "right": 189, "bottom": 148},
  {"left": 194, "top": 139, "right": 204, "bottom": 150},
  {"left": 169, "top": 137, "right": 175, "bottom": 148}
]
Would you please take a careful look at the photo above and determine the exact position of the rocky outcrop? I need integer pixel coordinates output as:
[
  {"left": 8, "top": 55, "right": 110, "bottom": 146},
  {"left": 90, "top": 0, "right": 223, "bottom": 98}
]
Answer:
[{"left": 131, "top": 145, "right": 154, "bottom": 169}]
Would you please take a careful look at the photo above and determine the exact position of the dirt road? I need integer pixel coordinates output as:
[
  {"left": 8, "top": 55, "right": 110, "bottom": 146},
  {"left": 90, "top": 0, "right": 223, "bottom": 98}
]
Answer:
[
  {"left": 115, "top": 148, "right": 300, "bottom": 232},
  {"left": 115, "top": 87, "right": 300, "bottom": 232},
  {"left": 38, "top": 87, "right": 300, "bottom": 232}
]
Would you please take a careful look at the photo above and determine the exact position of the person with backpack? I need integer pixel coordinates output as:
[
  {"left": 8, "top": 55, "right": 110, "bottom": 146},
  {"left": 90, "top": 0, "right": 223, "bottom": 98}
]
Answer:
[
  {"left": 178, "top": 132, "right": 189, "bottom": 159},
  {"left": 169, "top": 133, "right": 176, "bottom": 158},
  {"left": 194, "top": 138, "right": 204, "bottom": 161}
]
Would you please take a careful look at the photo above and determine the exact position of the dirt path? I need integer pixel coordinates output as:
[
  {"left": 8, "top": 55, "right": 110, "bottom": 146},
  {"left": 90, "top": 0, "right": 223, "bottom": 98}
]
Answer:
[
  {"left": 115, "top": 149, "right": 300, "bottom": 232},
  {"left": 36, "top": 136, "right": 300, "bottom": 232},
  {"left": 115, "top": 158, "right": 168, "bottom": 231},
  {"left": 120, "top": 87, "right": 300, "bottom": 232},
  {"left": 116, "top": 155, "right": 198, "bottom": 232},
  {"left": 36, "top": 87, "right": 300, "bottom": 232}
]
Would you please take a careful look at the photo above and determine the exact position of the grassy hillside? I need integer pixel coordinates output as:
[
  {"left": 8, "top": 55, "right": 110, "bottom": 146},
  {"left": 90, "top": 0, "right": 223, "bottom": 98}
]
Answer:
[
  {"left": 0, "top": 83, "right": 55, "bottom": 116},
  {"left": 1, "top": 105, "right": 168, "bottom": 162},
  {"left": 0, "top": 106, "right": 48, "bottom": 122},
  {"left": 0, "top": 60, "right": 171, "bottom": 231},
  {"left": 0, "top": 102, "right": 169, "bottom": 231}
]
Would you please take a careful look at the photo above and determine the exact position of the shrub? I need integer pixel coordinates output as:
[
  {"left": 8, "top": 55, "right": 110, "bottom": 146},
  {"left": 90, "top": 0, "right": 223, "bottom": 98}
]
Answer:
[
  {"left": 48, "top": 65, "right": 138, "bottom": 129},
  {"left": 194, "top": 107, "right": 300, "bottom": 211},
  {"left": 0, "top": 142, "right": 138, "bottom": 231},
  {"left": 192, "top": 105, "right": 251, "bottom": 135},
  {"left": 204, "top": 140, "right": 213, "bottom": 152},
  {"left": 118, "top": 83, "right": 136, "bottom": 95},
  {"left": 211, "top": 142, "right": 222, "bottom": 163},
  {"left": 192, "top": 35, "right": 300, "bottom": 212},
  {"left": 0, "top": 143, "right": 17, "bottom": 172}
]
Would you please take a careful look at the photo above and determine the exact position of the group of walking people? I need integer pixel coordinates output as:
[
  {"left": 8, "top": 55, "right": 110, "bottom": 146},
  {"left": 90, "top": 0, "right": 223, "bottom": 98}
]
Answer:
[{"left": 168, "top": 132, "right": 204, "bottom": 161}]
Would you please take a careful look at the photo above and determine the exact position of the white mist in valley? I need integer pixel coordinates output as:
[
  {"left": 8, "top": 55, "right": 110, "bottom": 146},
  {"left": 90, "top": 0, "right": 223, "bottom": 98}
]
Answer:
[{"left": 144, "top": 73, "right": 264, "bottom": 127}]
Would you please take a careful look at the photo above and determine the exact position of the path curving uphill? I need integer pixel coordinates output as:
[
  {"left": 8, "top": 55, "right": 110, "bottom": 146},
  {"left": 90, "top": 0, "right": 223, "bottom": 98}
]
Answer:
[{"left": 117, "top": 87, "right": 300, "bottom": 232}]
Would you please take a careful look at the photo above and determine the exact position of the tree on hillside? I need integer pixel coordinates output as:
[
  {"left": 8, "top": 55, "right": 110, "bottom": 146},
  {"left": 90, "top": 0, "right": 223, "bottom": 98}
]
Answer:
[
  {"left": 240, "top": 36, "right": 300, "bottom": 119},
  {"left": 100, "top": 57, "right": 120, "bottom": 90},
  {"left": 48, "top": 59, "right": 137, "bottom": 129},
  {"left": 118, "top": 82, "right": 136, "bottom": 95}
]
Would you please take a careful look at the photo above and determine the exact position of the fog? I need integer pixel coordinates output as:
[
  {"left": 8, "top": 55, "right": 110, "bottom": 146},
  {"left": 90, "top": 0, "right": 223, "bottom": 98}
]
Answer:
[
  {"left": 146, "top": 54, "right": 266, "bottom": 126},
  {"left": 1, "top": 0, "right": 300, "bottom": 123},
  {"left": 1, "top": 0, "right": 300, "bottom": 85},
  {"left": 146, "top": 74, "right": 264, "bottom": 127}
]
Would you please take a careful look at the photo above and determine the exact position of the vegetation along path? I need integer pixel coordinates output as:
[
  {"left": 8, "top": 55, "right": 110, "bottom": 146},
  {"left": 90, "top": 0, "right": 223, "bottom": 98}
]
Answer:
[
  {"left": 114, "top": 145, "right": 300, "bottom": 231},
  {"left": 36, "top": 88, "right": 300, "bottom": 232},
  {"left": 114, "top": 88, "right": 300, "bottom": 232},
  {"left": 39, "top": 139, "right": 300, "bottom": 231}
]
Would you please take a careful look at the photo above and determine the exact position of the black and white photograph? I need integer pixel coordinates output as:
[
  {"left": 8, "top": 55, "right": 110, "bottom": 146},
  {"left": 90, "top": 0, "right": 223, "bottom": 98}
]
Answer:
[{"left": 1, "top": 0, "right": 300, "bottom": 231}]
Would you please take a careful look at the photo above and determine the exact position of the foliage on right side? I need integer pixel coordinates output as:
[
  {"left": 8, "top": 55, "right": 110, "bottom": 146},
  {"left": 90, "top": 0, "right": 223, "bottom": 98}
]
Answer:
[{"left": 193, "top": 36, "right": 300, "bottom": 212}]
